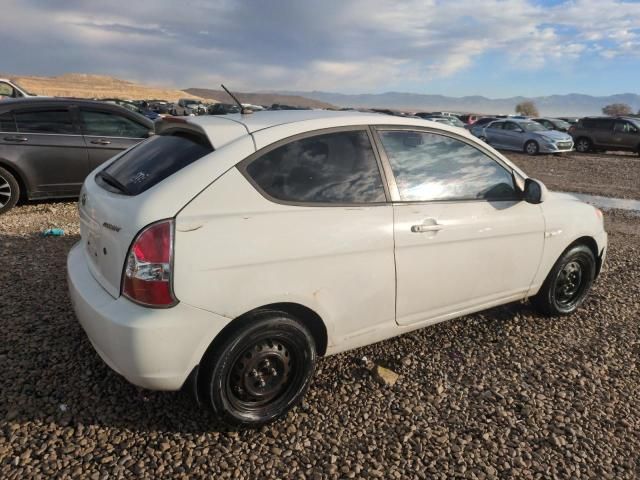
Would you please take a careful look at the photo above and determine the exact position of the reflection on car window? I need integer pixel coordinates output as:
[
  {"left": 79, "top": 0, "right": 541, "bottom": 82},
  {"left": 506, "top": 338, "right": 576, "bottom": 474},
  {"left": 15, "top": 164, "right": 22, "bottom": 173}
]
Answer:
[
  {"left": 487, "top": 122, "right": 503, "bottom": 129},
  {"left": 14, "top": 109, "right": 76, "bottom": 134},
  {"left": 80, "top": 110, "right": 148, "bottom": 138},
  {"left": 246, "top": 130, "right": 386, "bottom": 204},
  {"left": 521, "top": 122, "right": 545, "bottom": 132},
  {"left": 379, "top": 131, "right": 517, "bottom": 202}
]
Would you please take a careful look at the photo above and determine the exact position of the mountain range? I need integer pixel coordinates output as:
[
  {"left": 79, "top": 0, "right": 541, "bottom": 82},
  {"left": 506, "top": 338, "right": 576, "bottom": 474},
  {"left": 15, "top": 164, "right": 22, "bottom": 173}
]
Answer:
[{"left": 279, "top": 91, "right": 640, "bottom": 117}]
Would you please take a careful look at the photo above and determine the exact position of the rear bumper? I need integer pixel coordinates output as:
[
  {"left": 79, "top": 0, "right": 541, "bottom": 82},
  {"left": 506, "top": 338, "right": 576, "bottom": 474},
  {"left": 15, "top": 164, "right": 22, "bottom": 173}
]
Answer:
[{"left": 67, "top": 242, "right": 231, "bottom": 390}]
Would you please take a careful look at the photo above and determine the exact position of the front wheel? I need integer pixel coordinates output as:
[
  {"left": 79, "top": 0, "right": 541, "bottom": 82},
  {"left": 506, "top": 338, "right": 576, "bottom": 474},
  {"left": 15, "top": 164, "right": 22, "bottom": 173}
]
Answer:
[
  {"left": 200, "top": 310, "right": 317, "bottom": 427},
  {"left": 575, "top": 137, "right": 592, "bottom": 153},
  {"left": 524, "top": 140, "right": 539, "bottom": 156},
  {"left": 532, "top": 244, "right": 596, "bottom": 316}
]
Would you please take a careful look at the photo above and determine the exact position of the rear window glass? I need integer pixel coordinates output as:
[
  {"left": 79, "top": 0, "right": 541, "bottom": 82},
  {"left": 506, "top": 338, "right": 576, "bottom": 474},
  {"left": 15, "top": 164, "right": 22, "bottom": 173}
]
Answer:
[
  {"left": 98, "top": 132, "right": 213, "bottom": 195},
  {"left": 582, "top": 118, "right": 613, "bottom": 130}
]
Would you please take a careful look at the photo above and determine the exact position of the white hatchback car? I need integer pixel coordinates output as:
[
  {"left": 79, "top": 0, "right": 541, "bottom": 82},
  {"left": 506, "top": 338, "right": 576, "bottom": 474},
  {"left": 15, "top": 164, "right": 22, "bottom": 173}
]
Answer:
[{"left": 67, "top": 110, "right": 607, "bottom": 426}]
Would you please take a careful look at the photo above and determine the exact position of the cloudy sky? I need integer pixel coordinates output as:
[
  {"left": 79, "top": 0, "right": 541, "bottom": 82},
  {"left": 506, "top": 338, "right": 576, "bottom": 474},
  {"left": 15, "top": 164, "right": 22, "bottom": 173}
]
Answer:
[{"left": 1, "top": 0, "right": 639, "bottom": 97}]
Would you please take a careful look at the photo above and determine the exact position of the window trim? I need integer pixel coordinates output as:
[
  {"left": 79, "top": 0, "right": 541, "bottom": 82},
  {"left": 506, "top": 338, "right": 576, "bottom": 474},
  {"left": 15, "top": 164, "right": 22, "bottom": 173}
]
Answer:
[
  {"left": 237, "top": 125, "right": 391, "bottom": 207},
  {"left": 371, "top": 125, "right": 523, "bottom": 204}
]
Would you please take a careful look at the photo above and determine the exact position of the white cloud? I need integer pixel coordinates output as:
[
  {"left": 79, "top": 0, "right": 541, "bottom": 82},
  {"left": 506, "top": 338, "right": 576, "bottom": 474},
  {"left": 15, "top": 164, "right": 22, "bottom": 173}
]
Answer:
[{"left": 0, "top": 0, "right": 639, "bottom": 91}]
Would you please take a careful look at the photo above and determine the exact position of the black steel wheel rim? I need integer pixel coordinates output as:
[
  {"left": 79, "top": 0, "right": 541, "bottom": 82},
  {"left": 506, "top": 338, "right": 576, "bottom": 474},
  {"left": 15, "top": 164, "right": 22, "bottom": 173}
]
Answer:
[
  {"left": 554, "top": 259, "right": 585, "bottom": 307},
  {"left": 226, "top": 335, "right": 302, "bottom": 414}
]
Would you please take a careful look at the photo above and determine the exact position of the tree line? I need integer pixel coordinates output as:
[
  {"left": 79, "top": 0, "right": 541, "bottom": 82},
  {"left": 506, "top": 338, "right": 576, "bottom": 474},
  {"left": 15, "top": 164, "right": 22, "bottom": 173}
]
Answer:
[{"left": 514, "top": 101, "right": 639, "bottom": 117}]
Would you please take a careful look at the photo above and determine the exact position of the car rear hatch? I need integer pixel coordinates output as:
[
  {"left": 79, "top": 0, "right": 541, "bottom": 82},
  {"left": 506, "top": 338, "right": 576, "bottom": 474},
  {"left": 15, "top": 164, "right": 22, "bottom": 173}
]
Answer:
[{"left": 78, "top": 126, "right": 217, "bottom": 298}]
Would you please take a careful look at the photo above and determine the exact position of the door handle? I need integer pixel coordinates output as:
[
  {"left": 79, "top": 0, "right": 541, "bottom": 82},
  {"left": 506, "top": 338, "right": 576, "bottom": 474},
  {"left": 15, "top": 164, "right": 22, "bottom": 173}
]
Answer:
[
  {"left": 411, "top": 224, "right": 443, "bottom": 233},
  {"left": 4, "top": 135, "right": 28, "bottom": 142},
  {"left": 90, "top": 139, "right": 112, "bottom": 145}
]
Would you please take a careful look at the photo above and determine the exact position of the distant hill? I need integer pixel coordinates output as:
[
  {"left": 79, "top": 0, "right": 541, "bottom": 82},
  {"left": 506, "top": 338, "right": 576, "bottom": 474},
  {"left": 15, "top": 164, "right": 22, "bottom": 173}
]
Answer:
[
  {"left": 281, "top": 91, "right": 640, "bottom": 117},
  {"left": 6, "top": 73, "right": 204, "bottom": 103},
  {"left": 184, "top": 87, "right": 335, "bottom": 109}
]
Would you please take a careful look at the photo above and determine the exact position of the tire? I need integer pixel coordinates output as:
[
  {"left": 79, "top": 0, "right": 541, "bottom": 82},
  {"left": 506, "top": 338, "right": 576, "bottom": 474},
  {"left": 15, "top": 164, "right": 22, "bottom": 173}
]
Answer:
[
  {"left": 0, "top": 166, "right": 20, "bottom": 215},
  {"left": 200, "top": 310, "right": 317, "bottom": 427},
  {"left": 575, "top": 137, "right": 591, "bottom": 153},
  {"left": 524, "top": 140, "right": 539, "bottom": 156},
  {"left": 532, "top": 244, "right": 596, "bottom": 316}
]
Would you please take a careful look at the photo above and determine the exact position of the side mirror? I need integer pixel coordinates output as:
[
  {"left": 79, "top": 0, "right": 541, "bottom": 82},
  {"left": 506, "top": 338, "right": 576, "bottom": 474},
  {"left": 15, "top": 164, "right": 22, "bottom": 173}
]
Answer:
[{"left": 523, "top": 178, "right": 547, "bottom": 204}]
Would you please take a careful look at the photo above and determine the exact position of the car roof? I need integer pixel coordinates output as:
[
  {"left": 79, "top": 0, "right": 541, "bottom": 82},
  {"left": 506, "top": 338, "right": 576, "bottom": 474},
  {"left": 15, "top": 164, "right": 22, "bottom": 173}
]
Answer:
[
  {"left": 0, "top": 97, "right": 154, "bottom": 126},
  {"left": 187, "top": 109, "right": 466, "bottom": 135}
]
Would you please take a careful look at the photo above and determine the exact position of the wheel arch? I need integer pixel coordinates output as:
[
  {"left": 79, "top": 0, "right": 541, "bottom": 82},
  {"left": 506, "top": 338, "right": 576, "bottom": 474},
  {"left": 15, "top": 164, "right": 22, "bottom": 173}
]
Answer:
[
  {"left": 188, "top": 302, "right": 328, "bottom": 406},
  {"left": 0, "top": 159, "right": 29, "bottom": 200},
  {"left": 567, "top": 235, "right": 602, "bottom": 278}
]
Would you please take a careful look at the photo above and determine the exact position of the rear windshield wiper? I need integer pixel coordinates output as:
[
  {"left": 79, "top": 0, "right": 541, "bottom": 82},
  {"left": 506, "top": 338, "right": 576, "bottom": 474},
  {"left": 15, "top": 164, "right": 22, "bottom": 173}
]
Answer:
[{"left": 96, "top": 170, "right": 130, "bottom": 195}]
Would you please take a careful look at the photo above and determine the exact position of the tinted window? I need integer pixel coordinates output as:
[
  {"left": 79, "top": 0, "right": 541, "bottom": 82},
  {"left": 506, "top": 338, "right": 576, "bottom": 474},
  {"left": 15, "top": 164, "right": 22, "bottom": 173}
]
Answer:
[
  {"left": 503, "top": 122, "right": 522, "bottom": 131},
  {"left": 81, "top": 110, "right": 149, "bottom": 138},
  {"left": 14, "top": 109, "right": 76, "bottom": 134},
  {"left": 245, "top": 130, "right": 385, "bottom": 204},
  {"left": 100, "top": 132, "right": 213, "bottom": 195},
  {"left": 379, "top": 130, "right": 517, "bottom": 202},
  {"left": 0, "top": 112, "right": 16, "bottom": 132},
  {"left": 614, "top": 121, "right": 638, "bottom": 134},
  {"left": 487, "top": 122, "right": 503, "bottom": 129},
  {"left": 583, "top": 118, "right": 613, "bottom": 130}
]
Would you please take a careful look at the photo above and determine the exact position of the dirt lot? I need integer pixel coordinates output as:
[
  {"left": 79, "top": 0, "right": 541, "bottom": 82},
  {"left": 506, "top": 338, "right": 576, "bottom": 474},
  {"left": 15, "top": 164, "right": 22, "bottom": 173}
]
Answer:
[
  {"left": 505, "top": 150, "right": 640, "bottom": 200},
  {"left": 1, "top": 156, "right": 639, "bottom": 478}
]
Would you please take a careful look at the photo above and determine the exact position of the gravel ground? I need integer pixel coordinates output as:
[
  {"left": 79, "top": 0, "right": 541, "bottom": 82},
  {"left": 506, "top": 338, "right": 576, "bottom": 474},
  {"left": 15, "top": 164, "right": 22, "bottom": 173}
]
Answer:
[
  {"left": 503, "top": 150, "right": 640, "bottom": 200},
  {"left": 1, "top": 197, "right": 639, "bottom": 479}
]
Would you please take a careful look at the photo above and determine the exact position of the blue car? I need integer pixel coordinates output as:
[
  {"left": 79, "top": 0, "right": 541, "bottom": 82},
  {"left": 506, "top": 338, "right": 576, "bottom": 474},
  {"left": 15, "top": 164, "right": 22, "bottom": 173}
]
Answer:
[{"left": 475, "top": 119, "right": 574, "bottom": 155}]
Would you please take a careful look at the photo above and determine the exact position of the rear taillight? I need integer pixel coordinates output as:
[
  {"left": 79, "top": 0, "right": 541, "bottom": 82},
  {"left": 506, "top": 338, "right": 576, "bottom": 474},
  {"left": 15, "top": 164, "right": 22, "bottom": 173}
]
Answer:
[
  {"left": 568, "top": 126, "right": 575, "bottom": 134},
  {"left": 122, "top": 219, "right": 177, "bottom": 307}
]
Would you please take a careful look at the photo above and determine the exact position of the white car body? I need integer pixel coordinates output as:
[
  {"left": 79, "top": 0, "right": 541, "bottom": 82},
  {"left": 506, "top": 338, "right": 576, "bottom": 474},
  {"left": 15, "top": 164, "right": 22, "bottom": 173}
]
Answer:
[
  {"left": 67, "top": 110, "right": 607, "bottom": 392},
  {"left": 0, "top": 79, "right": 34, "bottom": 99}
]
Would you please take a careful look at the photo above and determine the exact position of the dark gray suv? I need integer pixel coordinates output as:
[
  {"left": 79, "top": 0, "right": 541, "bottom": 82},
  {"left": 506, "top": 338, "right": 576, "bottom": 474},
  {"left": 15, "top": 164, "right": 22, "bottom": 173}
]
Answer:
[
  {"left": 570, "top": 116, "right": 640, "bottom": 154},
  {"left": 0, "top": 98, "right": 153, "bottom": 214}
]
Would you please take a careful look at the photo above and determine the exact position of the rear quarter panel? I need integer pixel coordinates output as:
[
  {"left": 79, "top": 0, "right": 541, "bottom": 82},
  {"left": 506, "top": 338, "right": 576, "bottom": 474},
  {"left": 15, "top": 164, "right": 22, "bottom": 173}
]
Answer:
[{"left": 173, "top": 168, "right": 397, "bottom": 352}]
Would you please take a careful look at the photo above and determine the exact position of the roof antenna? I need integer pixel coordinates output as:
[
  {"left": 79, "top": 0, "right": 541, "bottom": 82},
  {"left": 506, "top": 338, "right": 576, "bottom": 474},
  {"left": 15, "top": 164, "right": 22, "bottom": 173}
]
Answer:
[{"left": 221, "top": 84, "right": 253, "bottom": 114}]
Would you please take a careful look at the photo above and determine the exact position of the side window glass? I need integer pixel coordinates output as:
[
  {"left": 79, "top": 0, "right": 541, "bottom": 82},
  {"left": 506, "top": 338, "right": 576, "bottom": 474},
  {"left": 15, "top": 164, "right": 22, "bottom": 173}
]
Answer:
[
  {"left": 378, "top": 130, "right": 517, "bottom": 202},
  {"left": 245, "top": 130, "right": 386, "bottom": 204},
  {"left": 14, "top": 109, "right": 76, "bottom": 134},
  {"left": 488, "top": 122, "right": 503, "bottom": 130},
  {"left": 0, "top": 83, "right": 15, "bottom": 98},
  {"left": 0, "top": 112, "right": 16, "bottom": 132},
  {"left": 80, "top": 110, "right": 149, "bottom": 138}
]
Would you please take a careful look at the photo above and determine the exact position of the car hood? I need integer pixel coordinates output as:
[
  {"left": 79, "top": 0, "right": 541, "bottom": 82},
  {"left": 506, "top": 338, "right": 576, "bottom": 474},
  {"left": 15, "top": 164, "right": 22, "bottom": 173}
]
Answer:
[{"left": 536, "top": 130, "right": 572, "bottom": 141}]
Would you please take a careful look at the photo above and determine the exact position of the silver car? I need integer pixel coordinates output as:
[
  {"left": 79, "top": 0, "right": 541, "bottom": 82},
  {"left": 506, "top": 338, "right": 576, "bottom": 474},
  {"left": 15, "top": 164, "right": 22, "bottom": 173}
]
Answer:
[{"left": 477, "top": 119, "right": 574, "bottom": 155}]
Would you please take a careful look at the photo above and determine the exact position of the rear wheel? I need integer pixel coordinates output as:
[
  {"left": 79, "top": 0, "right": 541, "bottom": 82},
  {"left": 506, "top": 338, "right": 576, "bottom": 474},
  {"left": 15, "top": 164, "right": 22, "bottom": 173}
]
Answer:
[
  {"left": 200, "top": 310, "right": 317, "bottom": 427},
  {"left": 575, "top": 137, "right": 592, "bottom": 153},
  {"left": 532, "top": 244, "right": 596, "bottom": 316},
  {"left": 0, "top": 166, "right": 20, "bottom": 215},
  {"left": 524, "top": 140, "right": 539, "bottom": 156}
]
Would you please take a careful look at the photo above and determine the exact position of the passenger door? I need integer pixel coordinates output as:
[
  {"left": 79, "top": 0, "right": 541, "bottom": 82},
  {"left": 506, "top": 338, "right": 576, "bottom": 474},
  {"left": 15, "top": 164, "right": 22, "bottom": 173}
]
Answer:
[
  {"left": 78, "top": 108, "right": 151, "bottom": 171},
  {"left": 484, "top": 121, "right": 505, "bottom": 147},
  {"left": 8, "top": 107, "right": 88, "bottom": 197},
  {"left": 374, "top": 129, "right": 545, "bottom": 326},
  {"left": 502, "top": 121, "right": 525, "bottom": 151},
  {"left": 612, "top": 120, "right": 640, "bottom": 151},
  {"left": 592, "top": 119, "right": 615, "bottom": 148}
]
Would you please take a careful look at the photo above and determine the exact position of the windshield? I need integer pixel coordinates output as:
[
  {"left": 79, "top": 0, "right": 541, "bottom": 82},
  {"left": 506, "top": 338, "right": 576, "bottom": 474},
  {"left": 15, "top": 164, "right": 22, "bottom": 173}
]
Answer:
[
  {"left": 521, "top": 122, "right": 546, "bottom": 132},
  {"left": 553, "top": 119, "right": 571, "bottom": 129}
]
